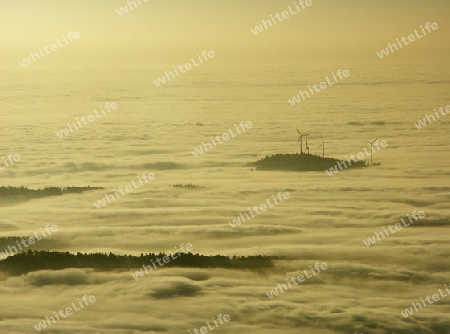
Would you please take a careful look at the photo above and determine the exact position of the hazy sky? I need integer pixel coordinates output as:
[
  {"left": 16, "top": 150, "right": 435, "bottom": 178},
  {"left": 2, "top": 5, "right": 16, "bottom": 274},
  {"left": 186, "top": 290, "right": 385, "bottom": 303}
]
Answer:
[{"left": 1, "top": 0, "right": 449, "bottom": 68}]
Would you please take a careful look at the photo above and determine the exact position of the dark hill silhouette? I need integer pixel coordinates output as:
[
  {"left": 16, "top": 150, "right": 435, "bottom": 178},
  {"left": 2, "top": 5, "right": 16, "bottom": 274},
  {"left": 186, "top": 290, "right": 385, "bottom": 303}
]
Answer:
[
  {"left": 0, "top": 186, "right": 103, "bottom": 205},
  {"left": 248, "top": 153, "right": 366, "bottom": 171},
  {"left": 0, "top": 250, "right": 278, "bottom": 275}
]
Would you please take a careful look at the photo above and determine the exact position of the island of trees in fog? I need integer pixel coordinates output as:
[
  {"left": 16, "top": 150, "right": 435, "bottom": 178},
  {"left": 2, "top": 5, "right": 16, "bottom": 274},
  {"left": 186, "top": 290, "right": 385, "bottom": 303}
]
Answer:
[
  {"left": 0, "top": 186, "right": 103, "bottom": 204},
  {"left": 0, "top": 250, "right": 279, "bottom": 275},
  {"left": 248, "top": 153, "right": 366, "bottom": 171}
]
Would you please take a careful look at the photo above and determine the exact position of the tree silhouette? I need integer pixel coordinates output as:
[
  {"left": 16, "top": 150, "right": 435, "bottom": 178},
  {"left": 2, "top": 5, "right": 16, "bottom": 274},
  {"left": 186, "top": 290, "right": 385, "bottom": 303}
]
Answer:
[{"left": 0, "top": 250, "right": 279, "bottom": 275}]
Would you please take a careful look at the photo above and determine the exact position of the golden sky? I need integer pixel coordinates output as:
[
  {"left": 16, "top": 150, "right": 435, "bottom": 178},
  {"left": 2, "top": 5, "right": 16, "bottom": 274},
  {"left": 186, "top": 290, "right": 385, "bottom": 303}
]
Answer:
[{"left": 1, "top": 0, "right": 449, "bottom": 67}]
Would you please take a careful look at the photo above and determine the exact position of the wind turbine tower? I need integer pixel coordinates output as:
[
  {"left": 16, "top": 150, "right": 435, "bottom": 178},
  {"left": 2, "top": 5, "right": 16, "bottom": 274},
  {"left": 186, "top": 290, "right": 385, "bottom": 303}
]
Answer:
[
  {"left": 304, "top": 134, "right": 310, "bottom": 154},
  {"left": 296, "top": 129, "right": 309, "bottom": 154},
  {"left": 319, "top": 135, "right": 332, "bottom": 158},
  {"left": 366, "top": 138, "right": 378, "bottom": 165}
]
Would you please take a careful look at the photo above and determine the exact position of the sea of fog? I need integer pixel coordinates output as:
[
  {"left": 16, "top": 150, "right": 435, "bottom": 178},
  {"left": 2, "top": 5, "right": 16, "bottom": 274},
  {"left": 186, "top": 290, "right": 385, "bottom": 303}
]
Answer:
[{"left": 0, "top": 63, "right": 449, "bottom": 333}]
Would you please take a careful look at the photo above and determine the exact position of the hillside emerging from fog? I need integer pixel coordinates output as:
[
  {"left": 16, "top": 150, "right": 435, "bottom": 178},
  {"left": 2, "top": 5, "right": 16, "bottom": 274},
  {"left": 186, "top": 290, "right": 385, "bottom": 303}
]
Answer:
[
  {"left": 248, "top": 153, "right": 366, "bottom": 171},
  {"left": 0, "top": 250, "right": 278, "bottom": 275},
  {"left": 0, "top": 186, "right": 103, "bottom": 205}
]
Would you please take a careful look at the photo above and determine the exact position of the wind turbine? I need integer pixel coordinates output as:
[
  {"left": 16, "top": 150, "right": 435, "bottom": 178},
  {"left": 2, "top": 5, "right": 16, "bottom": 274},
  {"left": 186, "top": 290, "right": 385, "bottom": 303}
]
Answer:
[
  {"left": 366, "top": 138, "right": 378, "bottom": 165},
  {"left": 296, "top": 128, "right": 309, "bottom": 154},
  {"left": 296, "top": 128, "right": 303, "bottom": 154},
  {"left": 304, "top": 134, "right": 311, "bottom": 154},
  {"left": 319, "top": 135, "right": 332, "bottom": 158}
]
